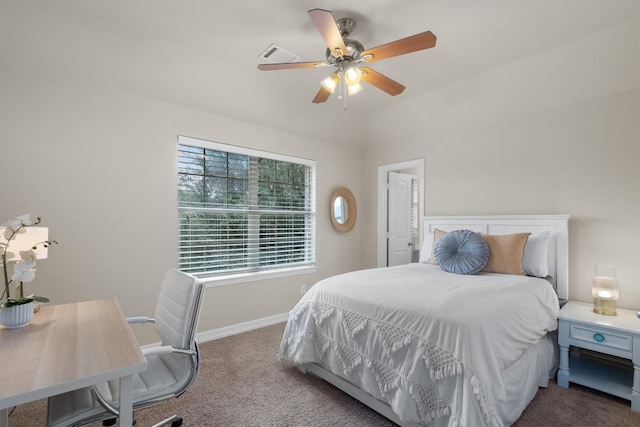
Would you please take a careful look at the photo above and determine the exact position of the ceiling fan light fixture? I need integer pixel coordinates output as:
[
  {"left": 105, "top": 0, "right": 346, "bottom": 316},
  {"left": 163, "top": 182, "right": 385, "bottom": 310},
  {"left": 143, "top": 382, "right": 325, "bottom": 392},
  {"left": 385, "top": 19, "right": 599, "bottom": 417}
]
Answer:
[
  {"left": 321, "top": 73, "right": 339, "bottom": 93},
  {"left": 344, "top": 67, "right": 363, "bottom": 85},
  {"left": 347, "top": 82, "right": 363, "bottom": 96}
]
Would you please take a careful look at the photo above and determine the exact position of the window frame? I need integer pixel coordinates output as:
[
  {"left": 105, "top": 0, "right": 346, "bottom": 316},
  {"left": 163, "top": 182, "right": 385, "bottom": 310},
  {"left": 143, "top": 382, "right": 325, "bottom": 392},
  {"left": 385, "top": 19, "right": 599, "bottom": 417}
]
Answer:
[{"left": 177, "top": 136, "right": 317, "bottom": 287}]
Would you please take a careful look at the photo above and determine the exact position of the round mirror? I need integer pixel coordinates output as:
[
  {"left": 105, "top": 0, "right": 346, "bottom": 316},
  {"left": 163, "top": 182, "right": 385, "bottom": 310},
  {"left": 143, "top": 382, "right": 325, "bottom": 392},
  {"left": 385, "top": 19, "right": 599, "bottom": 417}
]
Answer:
[{"left": 330, "top": 187, "right": 356, "bottom": 232}]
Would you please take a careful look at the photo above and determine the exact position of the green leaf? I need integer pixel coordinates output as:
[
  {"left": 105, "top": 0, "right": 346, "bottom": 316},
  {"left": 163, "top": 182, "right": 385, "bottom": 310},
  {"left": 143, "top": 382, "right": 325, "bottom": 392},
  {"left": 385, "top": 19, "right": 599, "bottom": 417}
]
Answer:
[{"left": 3, "top": 297, "right": 34, "bottom": 307}]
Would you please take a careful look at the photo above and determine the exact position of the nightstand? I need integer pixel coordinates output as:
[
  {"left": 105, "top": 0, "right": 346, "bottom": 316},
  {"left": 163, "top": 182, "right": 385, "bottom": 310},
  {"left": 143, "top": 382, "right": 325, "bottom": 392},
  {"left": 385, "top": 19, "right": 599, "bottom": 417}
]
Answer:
[{"left": 558, "top": 301, "right": 640, "bottom": 411}]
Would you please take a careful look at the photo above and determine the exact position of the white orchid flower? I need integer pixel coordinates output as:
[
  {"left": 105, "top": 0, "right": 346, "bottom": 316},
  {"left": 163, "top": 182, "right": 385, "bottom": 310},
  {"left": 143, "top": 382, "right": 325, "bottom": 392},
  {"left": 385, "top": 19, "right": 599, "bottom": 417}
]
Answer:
[
  {"left": 1, "top": 214, "right": 33, "bottom": 234},
  {"left": 15, "top": 214, "right": 33, "bottom": 226},
  {"left": 19, "top": 249, "right": 37, "bottom": 262},
  {"left": 4, "top": 250, "right": 17, "bottom": 259},
  {"left": 2, "top": 215, "right": 27, "bottom": 231},
  {"left": 2, "top": 214, "right": 52, "bottom": 305},
  {"left": 12, "top": 259, "right": 37, "bottom": 283},
  {"left": 2, "top": 226, "right": 13, "bottom": 240},
  {"left": 1, "top": 219, "right": 19, "bottom": 231}
]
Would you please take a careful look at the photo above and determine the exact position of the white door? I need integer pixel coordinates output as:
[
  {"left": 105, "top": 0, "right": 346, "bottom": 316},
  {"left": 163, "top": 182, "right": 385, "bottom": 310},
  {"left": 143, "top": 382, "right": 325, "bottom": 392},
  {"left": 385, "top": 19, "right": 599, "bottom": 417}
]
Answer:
[{"left": 387, "top": 172, "right": 413, "bottom": 266}]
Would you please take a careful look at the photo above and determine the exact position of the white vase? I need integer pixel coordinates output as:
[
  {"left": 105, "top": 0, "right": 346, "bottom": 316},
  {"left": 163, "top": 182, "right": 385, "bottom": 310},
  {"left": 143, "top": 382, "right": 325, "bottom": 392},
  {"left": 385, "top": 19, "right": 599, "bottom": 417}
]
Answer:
[{"left": 0, "top": 301, "right": 34, "bottom": 329}]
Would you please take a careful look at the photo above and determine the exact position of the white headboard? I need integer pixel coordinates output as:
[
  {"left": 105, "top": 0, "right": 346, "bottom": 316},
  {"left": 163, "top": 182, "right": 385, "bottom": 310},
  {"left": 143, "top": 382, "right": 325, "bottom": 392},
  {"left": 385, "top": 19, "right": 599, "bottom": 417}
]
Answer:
[{"left": 423, "top": 215, "right": 570, "bottom": 301}]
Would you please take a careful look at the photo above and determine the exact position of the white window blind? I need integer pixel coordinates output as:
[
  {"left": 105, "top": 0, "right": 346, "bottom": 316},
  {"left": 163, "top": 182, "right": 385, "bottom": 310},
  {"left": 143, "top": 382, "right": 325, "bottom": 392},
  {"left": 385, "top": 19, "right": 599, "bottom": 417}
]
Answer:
[
  {"left": 177, "top": 136, "right": 316, "bottom": 277},
  {"left": 410, "top": 177, "right": 419, "bottom": 236}
]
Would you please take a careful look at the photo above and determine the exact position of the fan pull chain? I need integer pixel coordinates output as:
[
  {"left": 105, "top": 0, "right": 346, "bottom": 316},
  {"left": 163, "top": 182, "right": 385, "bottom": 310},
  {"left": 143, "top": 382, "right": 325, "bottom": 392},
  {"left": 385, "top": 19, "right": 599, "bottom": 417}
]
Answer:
[{"left": 339, "top": 72, "right": 348, "bottom": 110}]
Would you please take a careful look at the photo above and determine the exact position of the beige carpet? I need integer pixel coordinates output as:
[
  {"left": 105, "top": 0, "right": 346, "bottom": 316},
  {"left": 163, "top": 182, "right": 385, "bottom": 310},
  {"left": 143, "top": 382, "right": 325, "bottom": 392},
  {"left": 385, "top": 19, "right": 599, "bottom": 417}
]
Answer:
[{"left": 8, "top": 323, "right": 640, "bottom": 426}]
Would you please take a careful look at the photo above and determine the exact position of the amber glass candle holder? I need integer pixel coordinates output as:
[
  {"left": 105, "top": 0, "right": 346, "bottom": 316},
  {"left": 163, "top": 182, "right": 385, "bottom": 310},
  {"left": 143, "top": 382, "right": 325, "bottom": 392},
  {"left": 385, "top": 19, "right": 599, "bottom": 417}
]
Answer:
[{"left": 592, "top": 265, "right": 619, "bottom": 316}]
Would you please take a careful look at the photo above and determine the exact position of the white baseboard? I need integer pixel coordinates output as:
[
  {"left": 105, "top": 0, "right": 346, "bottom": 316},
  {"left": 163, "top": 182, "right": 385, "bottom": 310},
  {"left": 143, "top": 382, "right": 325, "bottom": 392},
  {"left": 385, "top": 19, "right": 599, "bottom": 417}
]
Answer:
[
  {"left": 195, "top": 312, "right": 289, "bottom": 343},
  {"left": 140, "top": 312, "right": 289, "bottom": 350}
]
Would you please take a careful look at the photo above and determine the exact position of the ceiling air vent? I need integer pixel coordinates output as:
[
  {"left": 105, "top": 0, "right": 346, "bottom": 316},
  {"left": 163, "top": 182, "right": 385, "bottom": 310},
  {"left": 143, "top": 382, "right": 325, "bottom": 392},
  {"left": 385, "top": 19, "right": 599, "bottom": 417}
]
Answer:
[{"left": 258, "top": 44, "right": 301, "bottom": 64}]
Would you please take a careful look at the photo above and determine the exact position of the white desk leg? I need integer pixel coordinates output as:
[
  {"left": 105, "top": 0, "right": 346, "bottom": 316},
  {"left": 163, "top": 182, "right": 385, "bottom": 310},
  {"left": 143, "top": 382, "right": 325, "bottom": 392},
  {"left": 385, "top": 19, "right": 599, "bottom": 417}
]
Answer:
[
  {"left": 1, "top": 408, "right": 8, "bottom": 427},
  {"left": 118, "top": 375, "right": 134, "bottom": 427}
]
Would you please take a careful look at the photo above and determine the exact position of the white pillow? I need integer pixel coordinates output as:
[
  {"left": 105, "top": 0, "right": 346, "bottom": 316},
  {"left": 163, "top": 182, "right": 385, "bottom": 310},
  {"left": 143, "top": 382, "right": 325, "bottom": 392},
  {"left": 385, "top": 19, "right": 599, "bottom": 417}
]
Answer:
[
  {"left": 523, "top": 232, "right": 551, "bottom": 277},
  {"left": 419, "top": 232, "right": 434, "bottom": 263},
  {"left": 419, "top": 229, "right": 448, "bottom": 264}
]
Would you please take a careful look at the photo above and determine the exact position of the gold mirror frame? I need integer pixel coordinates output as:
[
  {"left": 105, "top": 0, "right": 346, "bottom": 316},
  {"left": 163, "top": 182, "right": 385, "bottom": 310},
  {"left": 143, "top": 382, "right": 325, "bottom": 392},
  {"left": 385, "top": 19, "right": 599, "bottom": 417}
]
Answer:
[{"left": 330, "top": 187, "right": 357, "bottom": 233}]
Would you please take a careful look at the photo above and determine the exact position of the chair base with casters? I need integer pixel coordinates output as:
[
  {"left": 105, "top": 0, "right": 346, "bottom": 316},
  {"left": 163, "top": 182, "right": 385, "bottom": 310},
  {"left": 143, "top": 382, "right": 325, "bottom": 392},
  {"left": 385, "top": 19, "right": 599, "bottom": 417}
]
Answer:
[
  {"left": 102, "top": 414, "right": 181, "bottom": 427},
  {"left": 46, "top": 269, "right": 205, "bottom": 427}
]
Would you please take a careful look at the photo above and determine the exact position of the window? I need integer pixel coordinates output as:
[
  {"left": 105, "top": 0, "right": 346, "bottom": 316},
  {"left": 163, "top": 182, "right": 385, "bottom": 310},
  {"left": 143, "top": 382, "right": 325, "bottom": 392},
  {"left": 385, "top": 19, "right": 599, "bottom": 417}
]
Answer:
[
  {"left": 177, "top": 136, "right": 316, "bottom": 279},
  {"left": 410, "top": 177, "right": 419, "bottom": 236}
]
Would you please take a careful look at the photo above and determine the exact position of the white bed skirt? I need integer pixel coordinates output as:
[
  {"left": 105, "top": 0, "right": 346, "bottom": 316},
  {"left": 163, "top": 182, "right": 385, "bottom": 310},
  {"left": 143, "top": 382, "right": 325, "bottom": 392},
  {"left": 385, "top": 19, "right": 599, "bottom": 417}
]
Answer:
[
  {"left": 498, "top": 332, "right": 558, "bottom": 425},
  {"left": 298, "top": 333, "right": 557, "bottom": 427}
]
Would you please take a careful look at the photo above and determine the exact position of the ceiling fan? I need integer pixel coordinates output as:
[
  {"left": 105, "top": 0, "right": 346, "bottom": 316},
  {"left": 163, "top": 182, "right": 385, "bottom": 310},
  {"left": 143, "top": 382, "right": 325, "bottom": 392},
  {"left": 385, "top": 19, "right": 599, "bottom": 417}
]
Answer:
[{"left": 257, "top": 8, "right": 437, "bottom": 108}]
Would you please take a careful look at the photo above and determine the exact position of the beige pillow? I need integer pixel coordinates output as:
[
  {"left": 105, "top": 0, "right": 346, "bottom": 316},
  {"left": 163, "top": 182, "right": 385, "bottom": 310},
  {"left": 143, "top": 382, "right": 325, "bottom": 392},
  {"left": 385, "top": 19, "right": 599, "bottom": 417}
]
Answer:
[
  {"left": 481, "top": 233, "right": 531, "bottom": 275},
  {"left": 427, "top": 229, "right": 448, "bottom": 264}
]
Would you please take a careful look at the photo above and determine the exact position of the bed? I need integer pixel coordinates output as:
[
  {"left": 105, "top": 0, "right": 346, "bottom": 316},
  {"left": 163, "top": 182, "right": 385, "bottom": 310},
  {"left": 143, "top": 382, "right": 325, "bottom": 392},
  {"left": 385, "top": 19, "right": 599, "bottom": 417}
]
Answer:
[{"left": 278, "top": 215, "right": 569, "bottom": 427}]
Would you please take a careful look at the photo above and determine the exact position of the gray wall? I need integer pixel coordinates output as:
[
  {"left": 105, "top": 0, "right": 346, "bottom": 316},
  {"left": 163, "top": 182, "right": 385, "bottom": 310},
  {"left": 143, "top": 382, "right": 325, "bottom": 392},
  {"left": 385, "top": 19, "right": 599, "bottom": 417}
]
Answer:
[
  {"left": 360, "top": 19, "right": 640, "bottom": 309},
  {"left": 0, "top": 70, "right": 364, "bottom": 344}
]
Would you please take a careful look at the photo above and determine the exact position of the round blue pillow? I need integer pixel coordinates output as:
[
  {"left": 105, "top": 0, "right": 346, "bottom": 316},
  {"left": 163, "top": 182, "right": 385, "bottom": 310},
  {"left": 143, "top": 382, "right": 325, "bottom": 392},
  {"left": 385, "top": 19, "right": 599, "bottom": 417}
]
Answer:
[{"left": 434, "top": 230, "right": 489, "bottom": 275}]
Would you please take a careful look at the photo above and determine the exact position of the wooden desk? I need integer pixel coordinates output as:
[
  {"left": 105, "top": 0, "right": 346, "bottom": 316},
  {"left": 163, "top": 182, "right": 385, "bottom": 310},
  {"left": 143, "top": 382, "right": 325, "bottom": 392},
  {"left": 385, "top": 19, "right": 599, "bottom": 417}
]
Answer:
[{"left": 0, "top": 299, "right": 147, "bottom": 427}]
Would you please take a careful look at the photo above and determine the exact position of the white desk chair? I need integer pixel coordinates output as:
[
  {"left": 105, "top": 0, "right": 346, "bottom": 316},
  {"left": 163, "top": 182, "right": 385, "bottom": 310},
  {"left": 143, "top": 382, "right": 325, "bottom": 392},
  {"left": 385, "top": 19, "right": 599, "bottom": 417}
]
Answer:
[{"left": 46, "top": 269, "right": 205, "bottom": 427}]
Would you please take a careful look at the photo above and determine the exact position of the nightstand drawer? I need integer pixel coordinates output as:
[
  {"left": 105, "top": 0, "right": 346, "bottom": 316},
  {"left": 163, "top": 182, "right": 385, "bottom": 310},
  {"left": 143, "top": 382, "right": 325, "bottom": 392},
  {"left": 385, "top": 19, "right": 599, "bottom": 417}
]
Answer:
[{"left": 570, "top": 324, "right": 632, "bottom": 353}]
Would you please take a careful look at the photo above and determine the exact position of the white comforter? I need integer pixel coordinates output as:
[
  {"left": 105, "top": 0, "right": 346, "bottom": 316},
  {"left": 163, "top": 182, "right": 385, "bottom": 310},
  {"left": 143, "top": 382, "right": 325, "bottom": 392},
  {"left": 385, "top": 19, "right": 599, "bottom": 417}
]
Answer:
[{"left": 278, "top": 263, "right": 559, "bottom": 426}]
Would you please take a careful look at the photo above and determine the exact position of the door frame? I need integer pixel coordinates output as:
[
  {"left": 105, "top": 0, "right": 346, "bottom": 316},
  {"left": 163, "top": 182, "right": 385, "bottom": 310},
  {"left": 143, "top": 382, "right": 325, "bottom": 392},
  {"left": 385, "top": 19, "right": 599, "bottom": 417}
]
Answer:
[{"left": 377, "top": 159, "right": 425, "bottom": 267}]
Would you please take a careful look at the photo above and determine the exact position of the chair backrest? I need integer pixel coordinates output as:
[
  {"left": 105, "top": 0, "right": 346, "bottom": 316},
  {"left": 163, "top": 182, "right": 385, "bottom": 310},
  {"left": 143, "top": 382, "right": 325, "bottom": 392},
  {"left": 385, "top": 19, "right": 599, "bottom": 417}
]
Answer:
[{"left": 154, "top": 269, "right": 204, "bottom": 350}]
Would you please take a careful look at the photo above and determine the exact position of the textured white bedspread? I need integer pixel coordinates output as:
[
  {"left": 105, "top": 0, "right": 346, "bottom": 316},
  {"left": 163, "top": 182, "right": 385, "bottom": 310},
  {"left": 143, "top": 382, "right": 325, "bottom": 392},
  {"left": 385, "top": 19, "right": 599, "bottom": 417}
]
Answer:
[{"left": 278, "top": 263, "right": 559, "bottom": 426}]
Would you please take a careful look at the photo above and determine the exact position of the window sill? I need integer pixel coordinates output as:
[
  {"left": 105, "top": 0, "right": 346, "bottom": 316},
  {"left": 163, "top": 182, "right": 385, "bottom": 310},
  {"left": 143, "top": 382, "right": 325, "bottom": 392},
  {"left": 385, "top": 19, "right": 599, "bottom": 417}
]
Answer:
[{"left": 201, "top": 265, "right": 318, "bottom": 288}]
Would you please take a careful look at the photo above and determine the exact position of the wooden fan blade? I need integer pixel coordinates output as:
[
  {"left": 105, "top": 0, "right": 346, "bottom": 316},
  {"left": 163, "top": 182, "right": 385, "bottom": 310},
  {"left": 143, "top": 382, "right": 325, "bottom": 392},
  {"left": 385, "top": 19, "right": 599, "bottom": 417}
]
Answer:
[
  {"left": 258, "top": 61, "right": 327, "bottom": 71},
  {"left": 312, "top": 86, "right": 332, "bottom": 103},
  {"left": 360, "top": 67, "right": 405, "bottom": 96},
  {"left": 308, "top": 9, "right": 347, "bottom": 58},
  {"left": 361, "top": 31, "right": 436, "bottom": 63}
]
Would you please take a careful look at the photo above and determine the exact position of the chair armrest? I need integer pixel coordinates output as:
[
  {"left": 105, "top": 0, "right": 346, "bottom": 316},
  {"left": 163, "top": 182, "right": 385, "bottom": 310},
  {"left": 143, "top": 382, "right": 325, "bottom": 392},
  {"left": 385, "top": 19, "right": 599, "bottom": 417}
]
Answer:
[
  {"left": 127, "top": 316, "right": 155, "bottom": 324},
  {"left": 142, "top": 345, "right": 197, "bottom": 357},
  {"left": 142, "top": 345, "right": 174, "bottom": 357}
]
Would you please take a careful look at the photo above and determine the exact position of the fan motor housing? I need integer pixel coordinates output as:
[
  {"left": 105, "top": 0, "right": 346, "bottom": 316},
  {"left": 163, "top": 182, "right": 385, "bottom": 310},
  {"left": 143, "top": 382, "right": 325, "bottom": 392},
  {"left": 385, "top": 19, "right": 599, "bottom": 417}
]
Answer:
[{"left": 325, "top": 38, "right": 364, "bottom": 64}]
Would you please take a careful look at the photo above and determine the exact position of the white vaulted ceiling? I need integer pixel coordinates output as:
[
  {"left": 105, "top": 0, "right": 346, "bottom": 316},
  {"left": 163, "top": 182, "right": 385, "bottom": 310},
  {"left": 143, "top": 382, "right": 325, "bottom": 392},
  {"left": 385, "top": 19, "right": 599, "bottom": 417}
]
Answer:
[{"left": 1, "top": 0, "right": 638, "bottom": 146}]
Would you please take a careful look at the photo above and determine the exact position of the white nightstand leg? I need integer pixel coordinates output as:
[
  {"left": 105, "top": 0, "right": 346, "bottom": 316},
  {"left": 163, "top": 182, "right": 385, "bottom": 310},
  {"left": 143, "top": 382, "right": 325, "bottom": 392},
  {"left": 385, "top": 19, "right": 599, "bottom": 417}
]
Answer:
[
  {"left": 557, "top": 321, "right": 569, "bottom": 388},
  {"left": 633, "top": 337, "right": 640, "bottom": 412},
  {"left": 558, "top": 345, "right": 570, "bottom": 387},
  {"left": 632, "top": 364, "right": 640, "bottom": 412}
]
